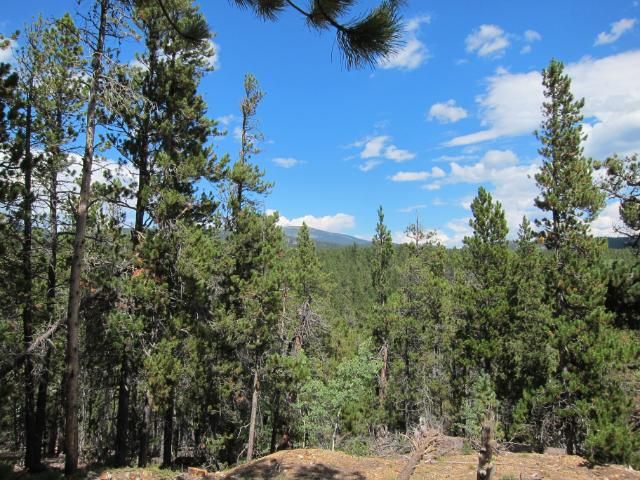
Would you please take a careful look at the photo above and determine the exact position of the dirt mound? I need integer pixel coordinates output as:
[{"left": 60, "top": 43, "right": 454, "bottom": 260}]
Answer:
[{"left": 219, "top": 448, "right": 640, "bottom": 480}]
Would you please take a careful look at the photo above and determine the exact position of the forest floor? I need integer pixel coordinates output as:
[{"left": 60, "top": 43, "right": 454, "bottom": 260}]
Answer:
[{"left": 3, "top": 448, "right": 640, "bottom": 480}]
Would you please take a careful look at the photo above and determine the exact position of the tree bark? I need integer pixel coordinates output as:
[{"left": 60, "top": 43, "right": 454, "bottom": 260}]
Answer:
[
  {"left": 477, "top": 420, "right": 495, "bottom": 480},
  {"left": 379, "top": 341, "right": 388, "bottom": 407},
  {"left": 34, "top": 345, "right": 52, "bottom": 463},
  {"left": 64, "top": 0, "right": 108, "bottom": 473},
  {"left": 21, "top": 88, "right": 41, "bottom": 472},
  {"left": 114, "top": 351, "right": 129, "bottom": 466},
  {"left": 246, "top": 367, "right": 260, "bottom": 461},
  {"left": 162, "top": 388, "right": 174, "bottom": 467},
  {"left": 35, "top": 157, "right": 59, "bottom": 463},
  {"left": 138, "top": 390, "right": 151, "bottom": 467},
  {"left": 269, "top": 391, "right": 280, "bottom": 454}
]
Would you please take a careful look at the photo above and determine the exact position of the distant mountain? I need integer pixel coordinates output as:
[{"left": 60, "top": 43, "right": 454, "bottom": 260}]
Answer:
[{"left": 282, "top": 226, "right": 370, "bottom": 248}]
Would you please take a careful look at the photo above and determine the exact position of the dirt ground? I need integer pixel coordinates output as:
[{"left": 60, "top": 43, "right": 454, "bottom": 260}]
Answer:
[
  {"left": 4, "top": 449, "right": 640, "bottom": 480},
  {"left": 218, "top": 448, "right": 640, "bottom": 480}
]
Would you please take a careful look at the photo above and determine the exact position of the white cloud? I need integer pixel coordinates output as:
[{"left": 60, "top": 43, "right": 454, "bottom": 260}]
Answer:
[
  {"left": 0, "top": 38, "right": 16, "bottom": 63},
  {"left": 129, "top": 57, "right": 148, "bottom": 71},
  {"left": 524, "top": 30, "right": 542, "bottom": 43},
  {"left": 390, "top": 167, "right": 445, "bottom": 182},
  {"left": 384, "top": 144, "right": 416, "bottom": 162},
  {"left": 446, "top": 50, "right": 640, "bottom": 159},
  {"left": 361, "top": 135, "right": 390, "bottom": 158},
  {"left": 380, "top": 15, "right": 430, "bottom": 71},
  {"left": 354, "top": 135, "right": 416, "bottom": 163},
  {"left": 595, "top": 18, "right": 636, "bottom": 45},
  {"left": 359, "top": 159, "right": 382, "bottom": 172},
  {"left": 272, "top": 157, "right": 302, "bottom": 168},
  {"left": 428, "top": 100, "right": 468, "bottom": 123},
  {"left": 208, "top": 40, "right": 221, "bottom": 69},
  {"left": 233, "top": 126, "right": 243, "bottom": 142},
  {"left": 391, "top": 171, "right": 430, "bottom": 182},
  {"left": 466, "top": 24, "right": 510, "bottom": 58},
  {"left": 216, "top": 114, "right": 235, "bottom": 126},
  {"left": 590, "top": 201, "right": 623, "bottom": 236},
  {"left": 422, "top": 182, "right": 441, "bottom": 191},
  {"left": 521, "top": 29, "right": 542, "bottom": 54},
  {"left": 398, "top": 204, "right": 427, "bottom": 213},
  {"left": 442, "top": 218, "right": 473, "bottom": 247},
  {"left": 276, "top": 213, "right": 355, "bottom": 233},
  {"left": 433, "top": 150, "right": 541, "bottom": 241}
]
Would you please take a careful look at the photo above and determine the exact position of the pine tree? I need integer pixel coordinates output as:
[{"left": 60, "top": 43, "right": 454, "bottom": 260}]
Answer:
[
  {"left": 216, "top": 73, "right": 285, "bottom": 462},
  {"left": 459, "top": 187, "right": 510, "bottom": 387},
  {"left": 370, "top": 206, "right": 393, "bottom": 408},
  {"left": 32, "top": 14, "right": 85, "bottom": 467},
  {"left": 230, "top": 0, "right": 402, "bottom": 68},
  {"left": 391, "top": 219, "right": 453, "bottom": 432},
  {"left": 533, "top": 59, "right": 635, "bottom": 458}
]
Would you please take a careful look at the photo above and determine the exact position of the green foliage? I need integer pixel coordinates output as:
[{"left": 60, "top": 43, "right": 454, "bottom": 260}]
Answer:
[
  {"left": 459, "top": 372, "right": 501, "bottom": 441},
  {"left": 295, "top": 340, "right": 381, "bottom": 449},
  {"left": 532, "top": 58, "right": 636, "bottom": 458},
  {"left": 232, "top": 0, "right": 403, "bottom": 69}
]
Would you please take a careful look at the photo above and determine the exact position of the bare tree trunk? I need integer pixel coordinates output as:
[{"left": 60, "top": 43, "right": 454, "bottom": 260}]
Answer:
[
  {"left": 246, "top": 367, "right": 260, "bottom": 461},
  {"left": 21, "top": 90, "right": 41, "bottom": 472},
  {"left": 35, "top": 160, "right": 59, "bottom": 462},
  {"left": 162, "top": 387, "right": 174, "bottom": 467},
  {"left": 379, "top": 341, "right": 388, "bottom": 407},
  {"left": 114, "top": 351, "right": 129, "bottom": 466},
  {"left": 138, "top": 391, "right": 151, "bottom": 467},
  {"left": 34, "top": 345, "right": 52, "bottom": 462},
  {"left": 269, "top": 391, "right": 280, "bottom": 454},
  {"left": 477, "top": 418, "right": 495, "bottom": 480},
  {"left": 64, "top": 0, "right": 108, "bottom": 473}
]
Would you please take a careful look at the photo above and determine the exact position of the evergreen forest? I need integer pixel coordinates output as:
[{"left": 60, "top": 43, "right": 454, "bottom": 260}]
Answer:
[{"left": 1, "top": 0, "right": 640, "bottom": 476}]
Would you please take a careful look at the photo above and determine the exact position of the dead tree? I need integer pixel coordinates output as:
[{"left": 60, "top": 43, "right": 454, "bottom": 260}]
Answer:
[
  {"left": 397, "top": 421, "right": 440, "bottom": 480},
  {"left": 477, "top": 414, "right": 496, "bottom": 480}
]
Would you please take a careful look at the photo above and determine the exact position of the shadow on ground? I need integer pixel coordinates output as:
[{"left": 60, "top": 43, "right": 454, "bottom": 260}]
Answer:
[{"left": 223, "top": 457, "right": 367, "bottom": 479}]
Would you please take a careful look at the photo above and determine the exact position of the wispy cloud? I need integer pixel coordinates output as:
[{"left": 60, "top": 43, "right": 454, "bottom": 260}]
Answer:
[
  {"left": 595, "top": 18, "right": 636, "bottom": 45},
  {"left": 276, "top": 212, "right": 355, "bottom": 233},
  {"left": 428, "top": 100, "right": 468, "bottom": 123},
  {"left": 353, "top": 135, "right": 416, "bottom": 164},
  {"left": 398, "top": 204, "right": 427, "bottom": 213},
  {"left": 0, "top": 38, "right": 17, "bottom": 63},
  {"left": 208, "top": 40, "right": 221, "bottom": 69},
  {"left": 272, "top": 157, "right": 302, "bottom": 168},
  {"left": 466, "top": 24, "right": 510, "bottom": 58},
  {"left": 380, "top": 15, "right": 431, "bottom": 71},
  {"left": 521, "top": 29, "right": 542, "bottom": 54},
  {"left": 359, "top": 159, "right": 382, "bottom": 172},
  {"left": 445, "top": 50, "right": 640, "bottom": 159},
  {"left": 390, "top": 167, "right": 445, "bottom": 182}
]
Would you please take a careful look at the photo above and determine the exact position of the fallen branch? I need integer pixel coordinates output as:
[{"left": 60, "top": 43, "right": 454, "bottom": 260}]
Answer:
[
  {"left": 397, "top": 422, "right": 440, "bottom": 480},
  {"left": 0, "top": 317, "right": 63, "bottom": 380}
]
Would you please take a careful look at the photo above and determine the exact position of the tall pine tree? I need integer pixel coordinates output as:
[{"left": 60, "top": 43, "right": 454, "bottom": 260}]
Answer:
[{"left": 534, "top": 59, "right": 635, "bottom": 460}]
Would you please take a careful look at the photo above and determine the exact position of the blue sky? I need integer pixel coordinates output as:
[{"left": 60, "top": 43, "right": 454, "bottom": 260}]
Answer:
[{"left": 2, "top": 1, "right": 640, "bottom": 244}]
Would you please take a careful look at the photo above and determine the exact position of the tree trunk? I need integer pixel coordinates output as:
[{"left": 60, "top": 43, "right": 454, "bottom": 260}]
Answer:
[
  {"left": 379, "top": 341, "right": 388, "bottom": 407},
  {"left": 64, "top": 0, "right": 108, "bottom": 473},
  {"left": 477, "top": 419, "right": 495, "bottom": 480},
  {"left": 114, "top": 351, "right": 129, "bottom": 466},
  {"left": 269, "top": 391, "right": 280, "bottom": 454},
  {"left": 138, "top": 391, "right": 151, "bottom": 467},
  {"left": 35, "top": 161, "right": 59, "bottom": 462},
  {"left": 21, "top": 90, "right": 41, "bottom": 472},
  {"left": 162, "top": 388, "right": 174, "bottom": 467},
  {"left": 246, "top": 367, "right": 260, "bottom": 461},
  {"left": 34, "top": 345, "right": 52, "bottom": 463}
]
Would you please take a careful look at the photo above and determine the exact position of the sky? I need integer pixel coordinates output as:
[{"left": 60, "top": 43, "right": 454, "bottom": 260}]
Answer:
[{"left": 2, "top": 0, "right": 640, "bottom": 245}]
